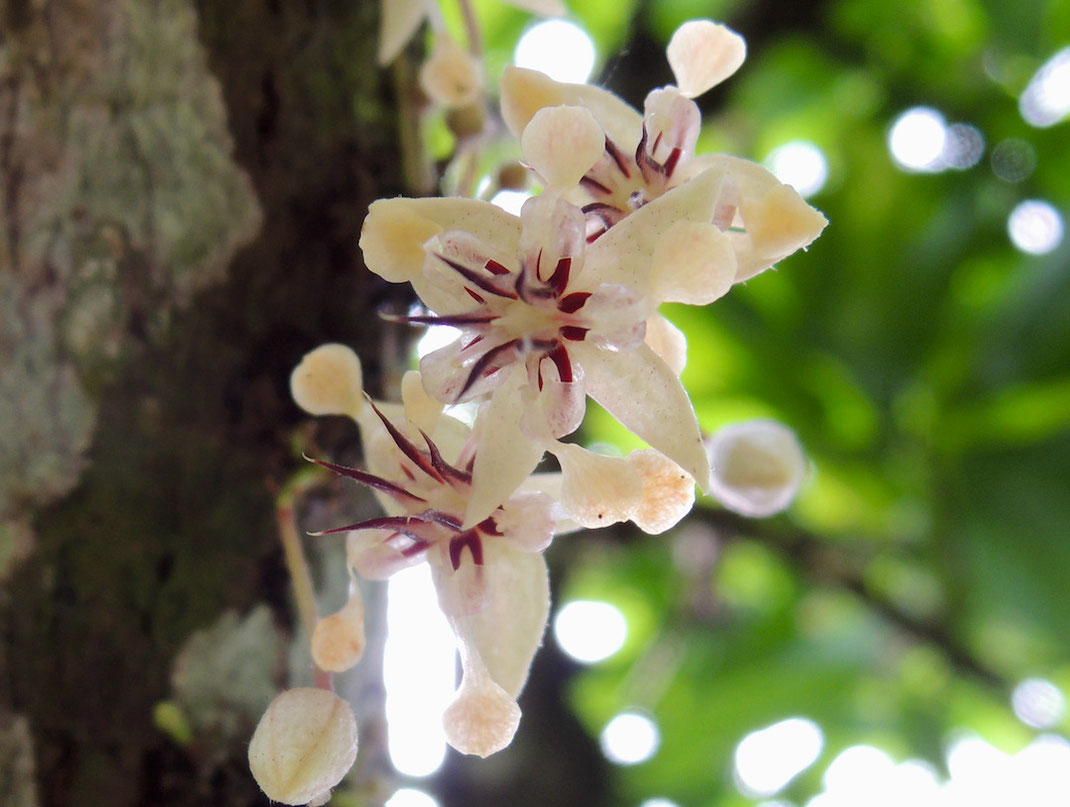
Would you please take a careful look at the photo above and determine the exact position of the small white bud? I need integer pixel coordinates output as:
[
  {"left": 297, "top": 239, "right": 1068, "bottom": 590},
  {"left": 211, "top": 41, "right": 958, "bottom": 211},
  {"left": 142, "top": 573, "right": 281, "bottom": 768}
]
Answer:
[
  {"left": 707, "top": 419, "right": 808, "bottom": 517},
  {"left": 419, "top": 36, "right": 483, "bottom": 108},
  {"left": 248, "top": 688, "right": 358, "bottom": 806},
  {"left": 290, "top": 344, "right": 364, "bottom": 418}
]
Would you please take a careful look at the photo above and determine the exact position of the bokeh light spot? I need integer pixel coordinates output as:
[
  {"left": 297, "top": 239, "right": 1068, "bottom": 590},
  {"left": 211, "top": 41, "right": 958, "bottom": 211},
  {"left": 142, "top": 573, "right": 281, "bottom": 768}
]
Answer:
[
  {"left": 990, "top": 137, "right": 1037, "bottom": 183},
  {"left": 385, "top": 788, "right": 440, "bottom": 807},
  {"left": 1007, "top": 199, "right": 1064, "bottom": 255},
  {"left": 1019, "top": 47, "right": 1070, "bottom": 127},
  {"left": 601, "top": 712, "right": 660, "bottom": 765},
  {"left": 766, "top": 141, "right": 828, "bottom": 197},
  {"left": 553, "top": 600, "right": 627, "bottom": 663},
  {"left": 490, "top": 189, "right": 532, "bottom": 216},
  {"left": 734, "top": 717, "right": 824, "bottom": 797},
  {"left": 515, "top": 20, "right": 596, "bottom": 83},
  {"left": 1012, "top": 678, "right": 1067, "bottom": 729},
  {"left": 941, "top": 123, "right": 985, "bottom": 169},
  {"left": 888, "top": 107, "right": 947, "bottom": 172}
]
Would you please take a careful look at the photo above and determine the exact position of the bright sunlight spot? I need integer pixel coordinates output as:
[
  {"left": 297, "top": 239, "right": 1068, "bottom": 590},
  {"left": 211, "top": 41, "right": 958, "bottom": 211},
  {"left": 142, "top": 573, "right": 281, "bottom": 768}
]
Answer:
[
  {"left": 601, "top": 712, "right": 660, "bottom": 765},
  {"left": 384, "top": 788, "right": 440, "bottom": 807},
  {"left": 1019, "top": 47, "right": 1070, "bottom": 128},
  {"left": 734, "top": 717, "right": 824, "bottom": 797},
  {"left": 553, "top": 600, "right": 627, "bottom": 664},
  {"left": 1012, "top": 678, "right": 1067, "bottom": 729},
  {"left": 888, "top": 107, "right": 947, "bottom": 172},
  {"left": 416, "top": 325, "right": 461, "bottom": 360},
  {"left": 1007, "top": 199, "right": 1064, "bottom": 255},
  {"left": 766, "top": 141, "right": 828, "bottom": 198},
  {"left": 515, "top": 20, "right": 596, "bottom": 83},
  {"left": 638, "top": 799, "right": 680, "bottom": 807},
  {"left": 385, "top": 565, "right": 456, "bottom": 777},
  {"left": 941, "top": 123, "right": 985, "bottom": 169},
  {"left": 490, "top": 189, "right": 532, "bottom": 216}
]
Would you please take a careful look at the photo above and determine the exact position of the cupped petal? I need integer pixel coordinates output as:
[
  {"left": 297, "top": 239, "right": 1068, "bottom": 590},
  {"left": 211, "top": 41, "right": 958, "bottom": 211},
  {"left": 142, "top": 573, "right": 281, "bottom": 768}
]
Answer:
[
  {"left": 442, "top": 651, "right": 521, "bottom": 757},
  {"left": 643, "top": 86, "right": 701, "bottom": 160},
  {"left": 578, "top": 342, "right": 710, "bottom": 491},
  {"left": 311, "top": 585, "right": 366, "bottom": 673},
  {"left": 347, "top": 529, "right": 424, "bottom": 579},
  {"left": 521, "top": 105, "right": 606, "bottom": 188},
  {"left": 582, "top": 167, "right": 725, "bottom": 289},
  {"left": 500, "top": 65, "right": 642, "bottom": 155},
  {"left": 666, "top": 19, "right": 746, "bottom": 98},
  {"left": 464, "top": 368, "right": 546, "bottom": 528},
  {"left": 419, "top": 35, "right": 484, "bottom": 108},
  {"left": 644, "top": 313, "right": 687, "bottom": 376},
  {"left": 290, "top": 343, "right": 364, "bottom": 418},
  {"left": 549, "top": 442, "right": 642, "bottom": 528},
  {"left": 433, "top": 538, "right": 491, "bottom": 616},
  {"left": 437, "top": 540, "right": 550, "bottom": 698},
  {"left": 360, "top": 197, "right": 521, "bottom": 289},
  {"left": 497, "top": 491, "right": 556, "bottom": 552},
  {"left": 419, "top": 331, "right": 516, "bottom": 405},
  {"left": 378, "top": 0, "right": 430, "bottom": 65},
  {"left": 650, "top": 220, "right": 736, "bottom": 305},
  {"left": 531, "top": 351, "right": 587, "bottom": 438},
  {"left": 626, "top": 449, "right": 695, "bottom": 534},
  {"left": 707, "top": 419, "right": 808, "bottom": 517},
  {"left": 518, "top": 192, "right": 586, "bottom": 276}
]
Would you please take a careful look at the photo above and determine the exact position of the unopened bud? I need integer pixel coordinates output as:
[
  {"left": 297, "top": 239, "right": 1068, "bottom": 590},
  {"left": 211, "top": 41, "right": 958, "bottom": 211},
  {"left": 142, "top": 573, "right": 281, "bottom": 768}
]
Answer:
[
  {"left": 497, "top": 161, "right": 529, "bottom": 191},
  {"left": 707, "top": 419, "right": 807, "bottom": 517},
  {"left": 290, "top": 344, "right": 364, "bottom": 418},
  {"left": 249, "top": 688, "right": 358, "bottom": 806},
  {"left": 420, "top": 36, "right": 483, "bottom": 108},
  {"left": 311, "top": 587, "right": 366, "bottom": 673}
]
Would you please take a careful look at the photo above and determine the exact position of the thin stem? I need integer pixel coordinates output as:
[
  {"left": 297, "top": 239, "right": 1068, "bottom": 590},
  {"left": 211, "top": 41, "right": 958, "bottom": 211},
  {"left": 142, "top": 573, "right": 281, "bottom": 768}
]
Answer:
[{"left": 457, "top": 0, "right": 483, "bottom": 58}]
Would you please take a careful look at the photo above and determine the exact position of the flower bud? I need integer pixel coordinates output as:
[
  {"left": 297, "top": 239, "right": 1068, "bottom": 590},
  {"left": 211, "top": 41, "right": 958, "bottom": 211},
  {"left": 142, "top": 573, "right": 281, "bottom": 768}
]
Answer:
[
  {"left": 419, "top": 36, "right": 483, "bottom": 108},
  {"left": 311, "top": 587, "right": 366, "bottom": 673},
  {"left": 290, "top": 344, "right": 364, "bottom": 418},
  {"left": 248, "top": 688, "right": 358, "bottom": 806},
  {"left": 707, "top": 419, "right": 807, "bottom": 517}
]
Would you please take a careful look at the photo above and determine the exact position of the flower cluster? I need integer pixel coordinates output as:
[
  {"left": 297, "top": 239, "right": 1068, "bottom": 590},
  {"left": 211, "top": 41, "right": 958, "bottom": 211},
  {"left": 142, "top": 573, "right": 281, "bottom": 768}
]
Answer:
[{"left": 253, "top": 14, "right": 827, "bottom": 805}]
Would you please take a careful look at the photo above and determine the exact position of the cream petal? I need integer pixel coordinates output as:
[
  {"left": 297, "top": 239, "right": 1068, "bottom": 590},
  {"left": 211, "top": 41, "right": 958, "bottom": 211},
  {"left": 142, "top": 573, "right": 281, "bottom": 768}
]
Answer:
[
  {"left": 401, "top": 369, "right": 444, "bottom": 434},
  {"left": 310, "top": 585, "right": 366, "bottom": 673},
  {"left": 347, "top": 529, "right": 423, "bottom": 579},
  {"left": 626, "top": 449, "right": 695, "bottom": 534},
  {"left": 419, "top": 35, "right": 484, "bottom": 108},
  {"left": 500, "top": 65, "right": 642, "bottom": 155},
  {"left": 666, "top": 19, "right": 746, "bottom": 99},
  {"left": 533, "top": 366, "right": 586, "bottom": 439},
  {"left": 582, "top": 283, "right": 648, "bottom": 350},
  {"left": 360, "top": 197, "right": 521, "bottom": 288},
  {"left": 514, "top": 472, "right": 583, "bottom": 535},
  {"left": 433, "top": 540, "right": 492, "bottom": 616},
  {"left": 442, "top": 652, "right": 521, "bottom": 757},
  {"left": 644, "top": 313, "right": 687, "bottom": 377},
  {"left": 582, "top": 167, "right": 725, "bottom": 289},
  {"left": 549, "top": 442, "right": 643, "bottom": 528},
  {"left": 518, "top": 193, "right": 586, "bottom": 274},
  {"left": 643, "top": 86, "right": 701, "bottom": 158},
  {"left": 419, "top": 332, "right": 514, "bottom": 405},
  {"left": 707, "top": 419, "right": 808, "bottom": 517},
  {"left": 290, "top": 343, "right": 364, "bottom": 418},
  {"left": 464, "top": 369, "right": 546, "bottom": 529},
  {"left": 650, "top": 220, "right": 737, "bottom": 305},
  {"left": 521, "top": 105, "right": 606, "bottom": 188},
  {"left": 378, "top": 0, "right": 430, "bottom": 65},
  {"left": 497, "top": 491, "right": 556, "bottom": 552},
  {"left": 578, "top": 342, "right": 710, "bottom": 491},
  {"left": 441, "top": 540, "right": 550, "bottom": 698},
  {"left": 737, "top": 181, "right": 828, "bottom": 280}
]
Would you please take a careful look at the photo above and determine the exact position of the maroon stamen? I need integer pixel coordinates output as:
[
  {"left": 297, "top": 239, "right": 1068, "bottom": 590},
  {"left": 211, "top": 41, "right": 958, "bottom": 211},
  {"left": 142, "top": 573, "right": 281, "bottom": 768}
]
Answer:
[
  {"left": 366, "top": 397, "right": 445, "bottom": 482},
  {"left": 557, "top": 291, "right": 591, "bottom": 314},
  {"left": 605, "top": 136, "right": 631, "bottom": 178},
  {"left": 580, "top": 175, "right": 612, "bottom": 195},
  {"left": 436, "top": 254, "right": 518, "bottom": 299},
  {"left": 547, "top": 344, "right": 573, "bottom": 382},
  {"left": 401, "top": 540, "right": 431, "bottom": 557},
  {"left": 560, "top": 326, "right": 588, "bottom": 342},
  {"left": 547, "top": 257, "right": 571, "bottom": 296},
  {"left": 456, "top": 338, "right": 520, "bottom": 400},
  {"left": 310, "top": 514, "right": 439, "bottom": 541},
  {"left": 485, "top": 259, "right": 511, "bottom": 276},
  {"left": 663, "top": 146, "right": 683, "bottom": 178},
  {"left": 304, "top": 455, "right": 428, "bottom": 505},
  {"left": 449, "top": 531, "right": 484, "bottom": 569},
  {"left": 384, "top": 311, "right": 499, "bottom": 327},
  {"left": 476, "top": 517, "right": 502, "bottom": 536},
  {"left": 465, "top": 287, "right": 486, "bottom": 304},
  {"left": 419, "top": 430, "right": 473, "bottom": 485}
]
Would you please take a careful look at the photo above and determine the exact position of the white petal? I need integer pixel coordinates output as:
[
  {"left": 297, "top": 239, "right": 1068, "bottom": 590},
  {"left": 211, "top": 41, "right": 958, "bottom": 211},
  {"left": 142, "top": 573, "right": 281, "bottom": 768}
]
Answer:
[
  {"left": 249, "top": 688, "right": 358, "bottom": 806},
  {"left": 433, "top": 540, "right": 492, "bottom": 617},
  {"left": 531, "top": 354, "right": 586, "bottom": 438},
  {"left": 518, "top": 192, "right": 586, "bottom": 273},
  {"left": 737, "top": 180, "right": 829, "bottom": 280},
  {"left": 578, "top": 342, "right": 710, "bottom": 491},
  {"left": 644, "top": 314, "right": 687, "bottom": 377},
  {"left": 464, "top": 369, "right": 546, "bottom": 528},
  {"left": 378, "top": 0, "right": 430, "bottom": 65},
  {"left": 666, "top": 19, "right": 746, "bottom": 98},
  {"left": 290, "top": 343, "right": 364, "bottom": 418},
  {"left": 550, "top": 442, "right": 643, "bottom": 528},
  {"left": 643, "top": 86, "right": 701, "bottom": 158},
  {"left": 582, "top": 167, "right": 725, "bottom": 289},
  {"left": 626, "top": 449, "right": 695, "bottom": 534},
  {"left": 500, "top": 65, "right": 642, "bottom": 155},
  {"left": 521, "top": 105, "right": 605, "bottom": 188},
  {"left": 440, "top": 540, "right": 550, "bottom": 698},
  {"left": 360, "top": 197, "right": 521, "bottom": 290},
  {"left": 650, "top": 220, "right": 737, "bottom": 305},
  {"left": 311, "top": 585, "right": 366, "bottom": 673},
  {"left": 707, "top": 419, "right": 808, "bottom": 516},
  {"left": 347, "top": 529, "right": 423, "bottom": 579},
  {"left": 419, "top": 35, "right": 483, "bottom": 108}
]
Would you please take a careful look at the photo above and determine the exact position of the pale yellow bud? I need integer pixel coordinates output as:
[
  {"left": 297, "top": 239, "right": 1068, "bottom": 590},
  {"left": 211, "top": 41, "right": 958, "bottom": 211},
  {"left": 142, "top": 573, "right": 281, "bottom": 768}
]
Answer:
[
  {"left": 290, "top": 344, "right": 364, "bottom": 418},
  {"left": 707, "top": 419, "right": 808, "bottom": 517},
  {"left": 311, "top": 587, "right": 366, "bottom": 673},
  {"left": 419, "top": 36, "right": 483, "bottom": 108},
  {"left": 248, "top": 688, "right": 358, "bottom": 806}
]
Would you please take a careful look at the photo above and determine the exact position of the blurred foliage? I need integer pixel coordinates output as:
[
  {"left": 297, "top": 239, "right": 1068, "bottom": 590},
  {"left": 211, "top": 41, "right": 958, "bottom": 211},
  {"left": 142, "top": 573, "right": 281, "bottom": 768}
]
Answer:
[{"left": 525, "top": 0, "right": 1070, "bottom": 804}]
